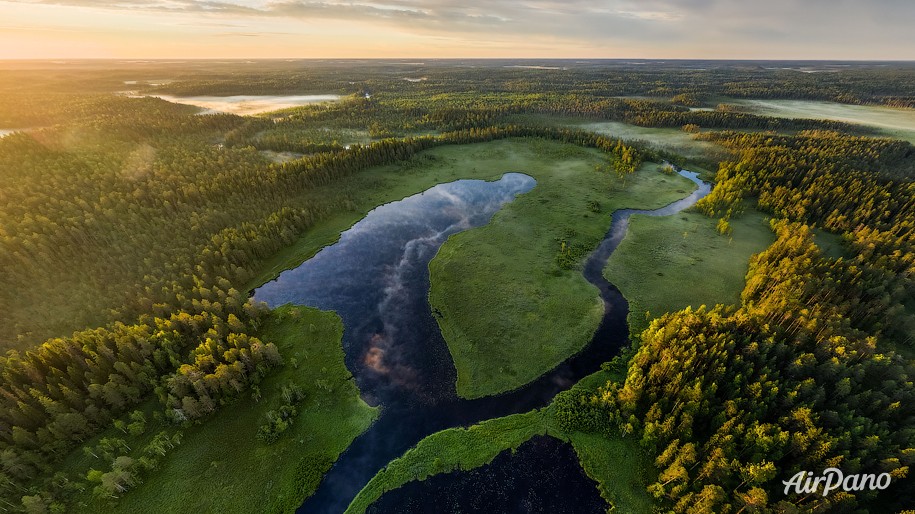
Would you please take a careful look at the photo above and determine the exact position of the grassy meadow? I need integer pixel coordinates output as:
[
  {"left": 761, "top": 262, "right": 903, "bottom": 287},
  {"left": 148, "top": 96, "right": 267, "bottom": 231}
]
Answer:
[
  {"left": 344, "top": 409, "right": 559, "bottom": 514},
  {"left": 603, "top": 206, "right": 775, "bottom": 337},
  {"left": 428, "top": 143, "right": 697, "bottom": 399}
]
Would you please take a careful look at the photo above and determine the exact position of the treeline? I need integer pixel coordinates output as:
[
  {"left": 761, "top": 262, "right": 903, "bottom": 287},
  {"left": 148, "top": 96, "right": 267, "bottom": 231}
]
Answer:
[
  {"left": 132, "top": 60, "right": 915, "bottom": 106},
  {"left": 267, "top": 94, "right": 863, "bottom": 140},
  {"left": 628, "top": 109, "right": 861, "bottom": 132},
  {"left": 4, "top": 61, "right": 914, "bottom": 119},
  {"left": 558, "top": 222, "right": 915, "bottom": 512},
  {"left": 0, "top": 92, "right": 243, "bottom": 134}
]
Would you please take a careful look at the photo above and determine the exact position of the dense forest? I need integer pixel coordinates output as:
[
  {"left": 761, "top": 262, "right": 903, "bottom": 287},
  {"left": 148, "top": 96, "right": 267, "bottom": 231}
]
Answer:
[
  {"left": 1, "top": 60, "right": 914, "bottom": 512},
  {"left": 4, "top": 60, "right": 908, "bottom": 105},
  {"left": 557, "top": 129, "right": 915, "bottom": 512}
]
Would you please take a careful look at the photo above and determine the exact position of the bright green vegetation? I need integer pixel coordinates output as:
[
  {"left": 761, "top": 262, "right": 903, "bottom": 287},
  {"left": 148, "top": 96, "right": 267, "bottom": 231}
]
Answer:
[
  {"left": 604, "top": 207, "right": 775, "bottom": 337},
  {"left": 573, "top": 224, "right": 915, "bottom": 512},
  {"left": 727, "top": 98, "right": 915, "bottom": 143},
  {"left": 74, "top": 305, "right": 377, "bottom": 514},
  {"left": 430, "top": 150, "right": 697, "bottom": 399},
  {"left": 344, "top": 409, "right": 558, "bottom": 514},
  {"left": 246, "top": 138, "right": 632, "bottom": 291},
  {"left": 508, "top": 113, "right": 725, "bottom": 168},
  {"left": 561, "top": 370, "right": 658, "bottom": 513},
  {"left": 346, "top": 372, "right": 655, "bottom": 514},
  {"left": 568, "top": 431, "right": 655, "bottom": 513}
]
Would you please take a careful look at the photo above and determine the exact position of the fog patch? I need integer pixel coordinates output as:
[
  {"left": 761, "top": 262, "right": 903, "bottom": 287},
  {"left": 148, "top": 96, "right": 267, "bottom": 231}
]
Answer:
[
  {"left": 152, "top": 94, "right": 341, "bottom": 116},
  {"left": 120, "top": 143, "right": 157, "bottom": 181}
]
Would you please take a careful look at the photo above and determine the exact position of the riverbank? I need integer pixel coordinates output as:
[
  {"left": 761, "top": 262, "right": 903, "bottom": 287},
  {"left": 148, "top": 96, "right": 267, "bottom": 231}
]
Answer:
[
  {"left": 344, "top": 370, "right": 655, "bottom": 514},
  {"left": 429, "top": 155, "right": 697, "bottom": 399}
]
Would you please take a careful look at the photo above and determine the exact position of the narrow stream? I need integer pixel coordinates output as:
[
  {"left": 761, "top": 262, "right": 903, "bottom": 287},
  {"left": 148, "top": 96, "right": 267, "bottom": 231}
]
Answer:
[{"left": 253, "top": 170, "right": 709, "bottom": 513}]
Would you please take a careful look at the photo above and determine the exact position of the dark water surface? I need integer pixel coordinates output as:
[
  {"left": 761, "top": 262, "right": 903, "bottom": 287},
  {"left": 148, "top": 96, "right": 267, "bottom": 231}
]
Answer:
[
  {"left": 253, "top": 170, "right": 709, "bottom": 513},
  {"left": 366, "top": 436, "right": 607, "bottom": 514}
]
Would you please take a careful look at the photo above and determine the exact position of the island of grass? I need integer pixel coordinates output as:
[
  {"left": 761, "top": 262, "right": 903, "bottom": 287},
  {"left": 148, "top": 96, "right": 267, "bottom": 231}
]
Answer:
[
  {"left": 344, "top": 369, "right": 655, "bottom": 514},
  {"left": 428, "top": 148, "right": 698, "bottom": 399},
  {"left": 65, "top": 306, "right": 377, "bottom": 514},
  {"left": 603, "top": 206, "right": 776, "bottom": 337}
]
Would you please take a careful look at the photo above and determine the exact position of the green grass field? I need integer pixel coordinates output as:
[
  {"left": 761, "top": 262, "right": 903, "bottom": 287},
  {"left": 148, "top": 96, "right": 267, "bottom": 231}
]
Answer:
[
  {"left": 345, "top": 370, "right": 655, "bottom": 514},
  {"left": 569, "top": 430, "right": 655, "bottom": 512},
  {"left": 428, "top": 143, "right": 697, "bottom": 399},
  {"left": 603, "top": 207, "right": 775, "bottom": 337},
  {"left": 68, "top": 306, "right": 377, "bottom": 514},
  {"left": 247, "top": 138, "right": 605, "bottom": 292}
]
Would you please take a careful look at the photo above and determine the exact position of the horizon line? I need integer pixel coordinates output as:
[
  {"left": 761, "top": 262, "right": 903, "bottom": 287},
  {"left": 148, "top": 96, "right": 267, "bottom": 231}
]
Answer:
[{"left": 2, "top": 57, "right": 915, "bottom": 63}]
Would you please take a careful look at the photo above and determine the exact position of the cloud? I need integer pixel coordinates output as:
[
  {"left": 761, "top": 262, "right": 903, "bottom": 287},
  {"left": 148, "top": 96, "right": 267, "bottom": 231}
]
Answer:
[
  {"left": 12, "top": 0, "right": 259, "bottom": 12},
  {"left": 6, "top": 0, "right": 682, "bottom": 39},
  {"left": 4, "top": 0, "right": 915, "bottom": 58}
]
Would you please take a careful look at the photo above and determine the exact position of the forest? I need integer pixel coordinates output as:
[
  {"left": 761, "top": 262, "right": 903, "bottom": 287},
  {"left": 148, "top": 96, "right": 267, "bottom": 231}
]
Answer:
[
  {"left": 558, "top": 130, "right": 915, "bottom": 512},
  {"left": 1, "top": 60, "right": 914, "bottom": 513}
]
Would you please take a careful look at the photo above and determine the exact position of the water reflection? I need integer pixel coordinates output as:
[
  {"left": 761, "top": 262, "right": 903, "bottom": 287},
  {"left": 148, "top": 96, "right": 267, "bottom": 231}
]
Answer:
[
  {"left": 252, "top": 170, "right": 709, "bottom": 513},
  {"left": 367, "top": 436, "right": 606, "bottom": 514},
  {"left": 255, "top": 172, "right": 537, "bottom": 406}
]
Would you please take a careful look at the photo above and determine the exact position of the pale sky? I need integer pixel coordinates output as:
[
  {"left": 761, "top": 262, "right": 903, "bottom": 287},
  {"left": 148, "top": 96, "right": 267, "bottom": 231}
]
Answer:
[{"left": 1, "top": 0, "right": 913, "bottom": 59}]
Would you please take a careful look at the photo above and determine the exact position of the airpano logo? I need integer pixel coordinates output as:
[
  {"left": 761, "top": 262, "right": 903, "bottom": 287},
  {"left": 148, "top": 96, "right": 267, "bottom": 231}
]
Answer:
[{"left": 782, "top": 468, "right": 892, "bottom": 496}]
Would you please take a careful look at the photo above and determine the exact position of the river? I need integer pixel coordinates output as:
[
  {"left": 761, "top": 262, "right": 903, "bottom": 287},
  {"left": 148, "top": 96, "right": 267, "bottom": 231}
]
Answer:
[{"left": 253, "top": 170, "right": 710, "bottom": 513}]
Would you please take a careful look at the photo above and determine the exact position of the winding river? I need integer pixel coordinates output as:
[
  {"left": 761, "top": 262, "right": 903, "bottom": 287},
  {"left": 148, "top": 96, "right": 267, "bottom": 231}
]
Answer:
[{"left": 253, "top": 169, "right": 710, "bottom": 513}]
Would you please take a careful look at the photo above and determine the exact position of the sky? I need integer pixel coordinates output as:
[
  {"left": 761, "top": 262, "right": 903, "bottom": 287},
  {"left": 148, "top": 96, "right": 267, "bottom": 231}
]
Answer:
[{"left": 1, "top": 0, "right": 913, "bottom": 59}]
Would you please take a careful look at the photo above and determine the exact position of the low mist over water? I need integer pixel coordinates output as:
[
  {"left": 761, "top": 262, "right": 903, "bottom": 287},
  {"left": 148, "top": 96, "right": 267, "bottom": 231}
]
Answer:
[
  {"left": 153, "top": 94, "right": 341, "bottom": 115},
  {"left": 731, "top": 98, "right": 915, "bottom": 143}
]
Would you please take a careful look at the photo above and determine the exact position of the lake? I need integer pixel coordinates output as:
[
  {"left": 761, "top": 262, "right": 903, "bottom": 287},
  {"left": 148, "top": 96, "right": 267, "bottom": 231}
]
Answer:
[{"left": 153, "top": 94, "right": 342, "bottom": 115}]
